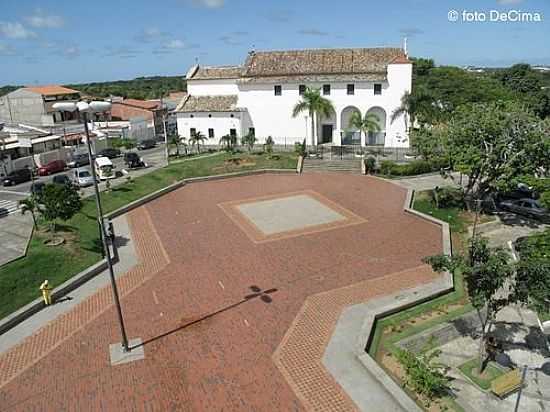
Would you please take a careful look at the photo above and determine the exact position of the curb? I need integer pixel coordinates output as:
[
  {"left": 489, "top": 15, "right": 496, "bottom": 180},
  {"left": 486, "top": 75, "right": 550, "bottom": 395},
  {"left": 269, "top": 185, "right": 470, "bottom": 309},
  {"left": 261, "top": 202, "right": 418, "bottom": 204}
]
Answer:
[
  {"left": 0, "top": 257, "right": 110, "bottom": 336},
  {"left": 0, "top": 168, "right": 295, "bottom": 336}
]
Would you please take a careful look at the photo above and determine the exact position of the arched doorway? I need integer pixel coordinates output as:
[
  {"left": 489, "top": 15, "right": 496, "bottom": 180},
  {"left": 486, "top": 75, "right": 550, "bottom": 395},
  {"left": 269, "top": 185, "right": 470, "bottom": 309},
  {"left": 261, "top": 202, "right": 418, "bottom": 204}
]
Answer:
[
  {"left": 366, "top": 107, "right": 386, "bottom": 146},
  {"left": 340, "top": 106, "right": 361, "bottom": 145},
  {"left": 317, "top": 108, "right": 336, "bottom": 144}
]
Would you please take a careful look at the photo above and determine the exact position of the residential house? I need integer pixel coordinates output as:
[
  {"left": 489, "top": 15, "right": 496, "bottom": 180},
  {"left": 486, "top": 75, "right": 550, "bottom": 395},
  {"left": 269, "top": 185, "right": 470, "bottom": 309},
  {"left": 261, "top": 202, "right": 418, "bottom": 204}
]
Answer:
[{"left": 0, "top": 85, "right": 81, "bottom": 126}]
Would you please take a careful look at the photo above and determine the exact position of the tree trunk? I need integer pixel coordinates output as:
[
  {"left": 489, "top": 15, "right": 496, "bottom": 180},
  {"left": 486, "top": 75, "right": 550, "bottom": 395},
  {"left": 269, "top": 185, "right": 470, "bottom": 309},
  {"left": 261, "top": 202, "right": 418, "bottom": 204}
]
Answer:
[
  {"left": 310, "top": 110, "right": 316, "bottom": 147},
  {"left": 30, "top": 211, "right": 37, "bottom": 228}
]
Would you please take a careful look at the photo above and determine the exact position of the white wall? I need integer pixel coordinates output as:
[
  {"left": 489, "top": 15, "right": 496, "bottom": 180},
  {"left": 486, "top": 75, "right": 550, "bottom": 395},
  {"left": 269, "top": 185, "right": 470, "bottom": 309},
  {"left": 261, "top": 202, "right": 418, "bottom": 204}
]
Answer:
[
  {"left": 177, "top": 112, "right": 241, "bottom": 144},
  {"left": 183, "top": 62, "right": 412, "bottom": 148},
  {"left": 237, "top": 73, "right": 412, "bottom": 147},
  {"left": 187, "top": 79, "right": 239, "bottom": 96}
]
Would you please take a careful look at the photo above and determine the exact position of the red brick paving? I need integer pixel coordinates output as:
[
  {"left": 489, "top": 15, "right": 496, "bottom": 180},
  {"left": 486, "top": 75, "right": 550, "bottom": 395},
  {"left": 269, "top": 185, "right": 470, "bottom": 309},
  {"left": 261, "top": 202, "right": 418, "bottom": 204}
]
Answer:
[{"left": 0, "top": 173, "right": 442, "bottom": 411}]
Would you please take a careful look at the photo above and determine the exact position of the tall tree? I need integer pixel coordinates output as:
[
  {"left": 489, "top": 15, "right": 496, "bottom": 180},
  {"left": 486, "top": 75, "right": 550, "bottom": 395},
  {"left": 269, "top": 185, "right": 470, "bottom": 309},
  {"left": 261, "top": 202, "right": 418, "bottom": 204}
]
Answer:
[
  {"left": 424, "top": 237, "right": 514, "bottom": 372},
  {"left": 19, "top": 196, "right": 40, "bottom": 228},
  {"left": 292, "top": 87, "right": 335, "bottom": 146},
  {"left": 347, "top": 112, "right": 380, "bottom": 145},
  {"left": 40, "top": 183, "right": 82, "bottom": 233},
  {"left": 241, "top": 132, "right": 257, "bottom": 153},
  {"left": 391, "top": 88, "right": 438, "bottom": 130},
  {"left": 433, "top": 102, "right": 549, "bottom": 207},
  {"left": 189, "top": 131, "right": 207, "bottom": 154}
]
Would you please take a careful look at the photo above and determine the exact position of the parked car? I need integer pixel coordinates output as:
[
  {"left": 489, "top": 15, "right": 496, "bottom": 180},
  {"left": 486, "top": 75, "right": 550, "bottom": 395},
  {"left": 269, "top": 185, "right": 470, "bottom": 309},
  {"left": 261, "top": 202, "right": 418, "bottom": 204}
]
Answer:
[
  {"left": 2, "top": 168, "right": 32, "bottom": 186},
  {"left": 52, "top": 174, "right": 72, "bottom": 186},
  {"left": 499, "top": 198, "right": 550, "bottom": 222},
  {"left": 73, "top": 168, "right": 94, "bottom": 187},
  {"left": 137, "top": 139, "right": 156, "bottom": 150},
  {"left": 67, "top": 153, "right": 90, "bottom": 168},
  {"left": 97, "top": 148, "right": 121, "bottom": 159},
  {"left": 37, "top": 160, "right": 66, "bottom": 176},
  {"left": 123, "top": 152, "right": 146, "bottom": 169}
]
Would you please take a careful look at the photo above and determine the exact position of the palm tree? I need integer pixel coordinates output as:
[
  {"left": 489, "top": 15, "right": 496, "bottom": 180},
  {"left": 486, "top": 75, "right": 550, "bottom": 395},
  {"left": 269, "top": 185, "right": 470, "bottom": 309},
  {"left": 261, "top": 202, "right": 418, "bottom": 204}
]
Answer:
[
  {"left": 292, "top": 87, "right": 335, "bottom": 146},
  {"left": 219, "top": 134, "right": 237, "bottom": 152},
  {"left": 20, "top": 196, "right": 40, "bottom": 228},
  {"left": 169, "top": 134, "right": 181, "bottom": 157},
  {"left": 348, "top": 112, "right": 381, "bottom": 145},
  {"left": 390, "top": 88, "right": 435, "bottom": 131},
  {"left": 189, "top": 131, "right": 207, "bottom": 154}
]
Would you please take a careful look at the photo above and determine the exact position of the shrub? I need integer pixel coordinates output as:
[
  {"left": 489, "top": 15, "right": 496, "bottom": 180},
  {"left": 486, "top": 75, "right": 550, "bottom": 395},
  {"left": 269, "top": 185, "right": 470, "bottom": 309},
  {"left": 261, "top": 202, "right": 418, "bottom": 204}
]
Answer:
[
  {"left": 379, "top": 160, "right": 441, "bottom": 177},
  {"left": 294, "top": 139, "right": 306, "bottom": 156},
  {"left": 395, "top": 348, "right": 450, "bottom": 404},
  {"left": 365, "top": 156, "right": 377, "bottom": 174},
  {"left": 433, "top": 186, "right": 465, "bottom": 209}
]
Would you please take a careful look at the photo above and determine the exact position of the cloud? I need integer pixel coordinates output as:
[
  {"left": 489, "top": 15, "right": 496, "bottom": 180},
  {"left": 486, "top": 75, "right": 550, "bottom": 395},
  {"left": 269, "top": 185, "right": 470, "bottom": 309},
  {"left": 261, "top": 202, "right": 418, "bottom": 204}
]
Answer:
[
  {"left": 104, "top": 46, "right": 140, "bottom": 58},
  {"left": 191, "top": 0, "right": 225, "bottom": 8},
  {"left": 399, "top": 27, "right": 424, "bottom": 37},
  {"left": 265, "top": 10, "right": 292, "bottom": 23},
  {"left": 25, "top": 9, "right": 64, "bottom": 28},
  {"left": 165, "top": 39, "right": 186, "bottom": 49},
  {"left": 0, "top": 43, "right": 17, "bottom": 55},
  {"left": 219, "top": 31, "right": 248, "bottom": 46},
  {"left": 57, "top": 45, "right": 80, "bottom": 58},
  {"left": 496, "top": 0, "right": 523, "bottom": 4},
  {"left": 134, "top": 27, "right": 168, "bottom": 43},
  {"left": 0, "top": 22, "right": 37, "bottom": 39},
  {"left": 298, "top": 29, "right": 329, "bottom": 36}
]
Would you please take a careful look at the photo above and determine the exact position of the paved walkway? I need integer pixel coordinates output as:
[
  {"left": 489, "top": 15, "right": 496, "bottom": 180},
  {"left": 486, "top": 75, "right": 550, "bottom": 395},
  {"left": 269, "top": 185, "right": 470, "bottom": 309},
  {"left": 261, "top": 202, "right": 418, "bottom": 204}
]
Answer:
[
  {"left": 0, "top": 173, "right": 443, "bottom": 411},
  {"left": 391, "top": 172, "right": 466, "bottom": 192},
  {"left": 0, "top": 214, "right": 138, "bottom": 355},
  {"left": 0, "top": 212, "right": 33, "bottom": 267}
]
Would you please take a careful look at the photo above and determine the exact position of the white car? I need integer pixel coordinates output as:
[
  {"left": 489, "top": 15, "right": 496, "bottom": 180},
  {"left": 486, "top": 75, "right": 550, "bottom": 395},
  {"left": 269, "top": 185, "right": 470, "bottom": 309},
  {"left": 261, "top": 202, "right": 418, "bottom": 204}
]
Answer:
[{"left": 74, "top": 168, "right": 94, "bottom": 187}]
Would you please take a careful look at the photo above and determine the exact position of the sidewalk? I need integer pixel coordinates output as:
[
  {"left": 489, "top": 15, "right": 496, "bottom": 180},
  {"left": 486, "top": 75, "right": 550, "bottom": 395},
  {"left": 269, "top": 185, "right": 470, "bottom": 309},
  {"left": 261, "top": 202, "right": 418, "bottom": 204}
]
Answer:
[{"left": 0, "top": 214, "right": 138, "bottom": 355}]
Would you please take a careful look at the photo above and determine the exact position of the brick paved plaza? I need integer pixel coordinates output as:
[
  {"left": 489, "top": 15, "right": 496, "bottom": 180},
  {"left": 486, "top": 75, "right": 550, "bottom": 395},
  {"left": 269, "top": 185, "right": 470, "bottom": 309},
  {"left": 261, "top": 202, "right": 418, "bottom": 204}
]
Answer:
[{"left": 0, "top": 173, "right": 442, "bottom": 411}]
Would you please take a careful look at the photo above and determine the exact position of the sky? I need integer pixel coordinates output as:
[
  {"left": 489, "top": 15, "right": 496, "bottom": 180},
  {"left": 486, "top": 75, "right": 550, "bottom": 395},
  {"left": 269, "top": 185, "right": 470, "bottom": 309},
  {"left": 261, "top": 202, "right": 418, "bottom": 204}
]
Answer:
[{"left": 0, "top": 0, "right": 549, "bottom": 86}]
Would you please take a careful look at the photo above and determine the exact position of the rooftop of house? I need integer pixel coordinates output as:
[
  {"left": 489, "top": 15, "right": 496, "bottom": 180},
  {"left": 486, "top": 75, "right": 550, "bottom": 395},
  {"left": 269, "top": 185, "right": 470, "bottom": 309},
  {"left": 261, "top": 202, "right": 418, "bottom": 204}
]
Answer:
[
  {"left": 176, "top": 95, "right": 242, "bottom": 112},
  {"left": 23, "top": 85, "right": 80, "bottom": 96},
  {"left": 117, "top": 98, "right": 162, "bottom": 110},
  {"left": 186, "top": 47, "right": 410, "bottom": 81}
]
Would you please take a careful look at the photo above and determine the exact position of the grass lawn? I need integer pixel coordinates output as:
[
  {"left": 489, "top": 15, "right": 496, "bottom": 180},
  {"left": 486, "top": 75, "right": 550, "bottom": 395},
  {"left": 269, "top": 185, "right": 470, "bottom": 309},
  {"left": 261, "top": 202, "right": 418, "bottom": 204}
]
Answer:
[
  {"left": 458, "top": 358, "right": 506, "bottom": 390},
  {"left": 0, "top": 151, "right": 297, "bottom": 319}
]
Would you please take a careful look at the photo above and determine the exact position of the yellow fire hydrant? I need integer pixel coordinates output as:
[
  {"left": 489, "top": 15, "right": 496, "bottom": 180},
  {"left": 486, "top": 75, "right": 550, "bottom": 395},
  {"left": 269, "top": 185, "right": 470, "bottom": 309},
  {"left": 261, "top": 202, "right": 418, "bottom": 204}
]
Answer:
[{"left": 40, "top": 280, "right": 52, "bottom": 305}]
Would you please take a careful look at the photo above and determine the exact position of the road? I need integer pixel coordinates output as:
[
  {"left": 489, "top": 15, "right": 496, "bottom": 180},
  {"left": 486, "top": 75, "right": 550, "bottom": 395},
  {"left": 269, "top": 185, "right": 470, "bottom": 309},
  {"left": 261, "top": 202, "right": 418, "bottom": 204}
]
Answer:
[{"left": 0, "top": 146, "right": 167, "bottom": 202}]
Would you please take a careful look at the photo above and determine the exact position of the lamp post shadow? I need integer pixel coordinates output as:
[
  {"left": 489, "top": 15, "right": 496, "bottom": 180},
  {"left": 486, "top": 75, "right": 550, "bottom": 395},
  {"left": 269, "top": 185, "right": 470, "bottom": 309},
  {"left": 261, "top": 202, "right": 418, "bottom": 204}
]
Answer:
[{"left": 133, "top": 286, "right": 278, "bottom": 350}]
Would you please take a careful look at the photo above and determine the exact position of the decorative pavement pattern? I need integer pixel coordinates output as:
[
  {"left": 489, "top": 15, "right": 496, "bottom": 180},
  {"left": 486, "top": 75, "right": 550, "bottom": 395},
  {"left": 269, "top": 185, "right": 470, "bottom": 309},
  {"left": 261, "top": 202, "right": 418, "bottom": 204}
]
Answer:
[{"left": 0, "top": 173, "right": 442, "bottom": 411}]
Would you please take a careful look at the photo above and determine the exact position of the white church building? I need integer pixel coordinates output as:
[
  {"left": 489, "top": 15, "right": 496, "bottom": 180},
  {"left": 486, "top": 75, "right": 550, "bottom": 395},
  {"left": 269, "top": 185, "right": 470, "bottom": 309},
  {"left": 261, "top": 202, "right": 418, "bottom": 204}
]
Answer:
[{"left": 176, "top": 47, "right": 412, "bottom": 148}]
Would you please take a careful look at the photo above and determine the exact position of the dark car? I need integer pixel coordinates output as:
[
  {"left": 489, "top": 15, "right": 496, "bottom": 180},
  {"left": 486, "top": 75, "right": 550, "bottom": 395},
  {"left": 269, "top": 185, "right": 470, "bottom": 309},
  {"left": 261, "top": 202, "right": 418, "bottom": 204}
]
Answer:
[
  {"left": 97, "top": 148, "right": 121, "bottom": 159},
  {"left": 67, "top": 153, "right": 90, "bottom": 168},
  {"left": 37, "top": 160, "right": 66, "bottom": 176},
  {"left": 2, "top": 168, "right": 32, "bottom": 186},
  {"left": 499, "top": 198, "right": 550, "bottom": 222},
  {"left": 52, "top": 174, "right": 72, "bottom": 186},
  {"left": 123, "top": 152, "right": 146, "bottom": 168},
  {"left": 137, "top": 139, "right": 156, "bottom": 150}
]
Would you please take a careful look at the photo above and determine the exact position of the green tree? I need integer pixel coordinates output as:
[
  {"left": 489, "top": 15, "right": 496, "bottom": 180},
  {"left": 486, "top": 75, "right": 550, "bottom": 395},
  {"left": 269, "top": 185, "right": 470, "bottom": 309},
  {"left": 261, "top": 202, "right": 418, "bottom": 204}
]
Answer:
[
  {"left": 347, "top": 111, "right": 380, "bottom": 145},
  {"left": 40, "top": 183, "right": 82, "bottom": 233},
  {"left": 189, "top": 131, "right": 207, "bottom": 154},
  {"left": 219, "top": 134, "right": 237, "bottom": 152},
  {"left": 264, "top": 136, "right": 275, "bottom": 155},
  {"left": 169, "top": 134, "right": 181, "bottom": 157},
  {"left": 292, "top": 87, "right": 335, "bottom": 146},
  {"left": 435, "top": 102, "right": 549, "bottom": 207},
  {"left": 19, "top": 196, "right": 40, "bottom": 228},
  {"left": 424, "top": 237, "right": 514, "bottom": 372},
  {"left": 391, "top": 88, "right": 439, "bottom": 130},
  {"left": 241, "top": 132, "right": 257, "bottom": 153}
]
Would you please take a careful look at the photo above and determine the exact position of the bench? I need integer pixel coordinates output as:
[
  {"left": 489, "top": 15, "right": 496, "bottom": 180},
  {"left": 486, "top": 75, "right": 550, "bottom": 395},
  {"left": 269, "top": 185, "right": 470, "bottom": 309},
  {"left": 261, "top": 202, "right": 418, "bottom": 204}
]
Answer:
[{"left": 491, "top": 369, "right": 522, "bottom": 398}]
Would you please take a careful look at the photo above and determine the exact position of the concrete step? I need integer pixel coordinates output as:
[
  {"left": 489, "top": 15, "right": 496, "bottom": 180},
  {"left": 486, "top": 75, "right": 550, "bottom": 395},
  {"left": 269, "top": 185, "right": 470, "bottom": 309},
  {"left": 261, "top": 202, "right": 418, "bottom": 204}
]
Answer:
[{"left": 303, "top": 159, "right": 362, "bottom": 173}]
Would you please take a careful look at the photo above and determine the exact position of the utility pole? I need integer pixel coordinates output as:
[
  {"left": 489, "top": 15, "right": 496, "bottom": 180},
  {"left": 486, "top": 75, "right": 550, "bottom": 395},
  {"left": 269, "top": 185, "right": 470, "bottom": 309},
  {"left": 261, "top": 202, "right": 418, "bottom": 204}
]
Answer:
[
  {"left": 82, "top": 110, "right": 129, "bottom": 352},
  {"left": 160, "top": 95, "right": 169, "bottom": 164}
]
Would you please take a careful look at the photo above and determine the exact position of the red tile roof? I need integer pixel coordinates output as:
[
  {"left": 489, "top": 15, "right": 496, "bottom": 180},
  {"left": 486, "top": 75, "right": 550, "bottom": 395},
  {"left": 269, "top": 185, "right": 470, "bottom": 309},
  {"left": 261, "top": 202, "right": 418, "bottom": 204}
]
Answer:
[
  {"left": 121, "top": 99, "right": 161, "bottom": 110},
  {"left": 24, "top": 85, "right": 80, "bottom": 96}
]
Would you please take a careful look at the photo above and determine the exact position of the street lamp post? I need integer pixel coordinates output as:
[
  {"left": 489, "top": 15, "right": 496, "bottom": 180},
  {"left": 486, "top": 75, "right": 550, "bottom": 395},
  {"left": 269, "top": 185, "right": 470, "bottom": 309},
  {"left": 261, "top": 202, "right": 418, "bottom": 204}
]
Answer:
[{"left": 53, "top": 101, "right": 130, "bottom": 353}]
